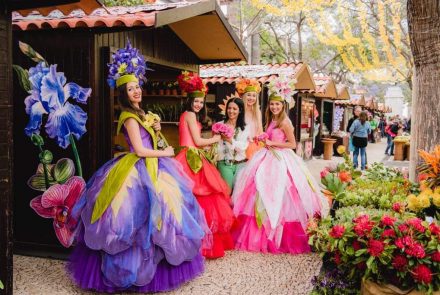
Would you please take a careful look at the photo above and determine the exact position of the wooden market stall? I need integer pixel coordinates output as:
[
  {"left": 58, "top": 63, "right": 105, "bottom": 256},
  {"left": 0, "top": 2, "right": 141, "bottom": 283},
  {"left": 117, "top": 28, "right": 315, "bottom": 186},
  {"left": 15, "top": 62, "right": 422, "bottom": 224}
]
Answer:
[
  {"left": 200, "top": 62, "right": 317, "bottom": 159},
  {"left": 312, "top": 75, "right": 339, "bottom": 156},
  {"left": 11, "top": 0, "right": 247, "bottom": 256}
]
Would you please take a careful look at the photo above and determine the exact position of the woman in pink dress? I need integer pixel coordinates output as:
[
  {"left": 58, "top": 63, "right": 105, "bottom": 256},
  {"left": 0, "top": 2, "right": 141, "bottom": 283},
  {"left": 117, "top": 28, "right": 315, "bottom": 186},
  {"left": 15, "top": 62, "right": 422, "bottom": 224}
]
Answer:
[
  {"left": 175, "top": 72, "right": 234, "bottom": 259},
  {"left": 236, "top": 78, "right": 263, "bottom": 159},
  {"left": 232, "top": 77, "right": 327, "bottom": 254}
]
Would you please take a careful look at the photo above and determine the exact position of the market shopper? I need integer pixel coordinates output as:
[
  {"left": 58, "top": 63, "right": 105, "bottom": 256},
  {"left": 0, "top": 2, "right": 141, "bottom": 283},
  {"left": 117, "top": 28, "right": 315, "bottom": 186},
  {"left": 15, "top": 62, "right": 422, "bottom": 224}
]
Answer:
[
  {"left": 385, "top": 117, "right": 399, "bottom": 156},
  {"left": 349, "top": 111, "right": 371, "bottom": 170},
  {"left": 347, "top": 106, "right": 362, "bottom": 153},
  {"left": 174, "top": 71, "right": 234, "bottom": 259}
]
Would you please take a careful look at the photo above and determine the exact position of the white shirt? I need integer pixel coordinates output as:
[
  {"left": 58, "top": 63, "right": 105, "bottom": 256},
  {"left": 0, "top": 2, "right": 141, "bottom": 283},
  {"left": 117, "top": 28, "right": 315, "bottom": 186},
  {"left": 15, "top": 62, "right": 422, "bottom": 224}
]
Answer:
[{"left": 217, "top": 122, "right": 250, "bottom": 162}]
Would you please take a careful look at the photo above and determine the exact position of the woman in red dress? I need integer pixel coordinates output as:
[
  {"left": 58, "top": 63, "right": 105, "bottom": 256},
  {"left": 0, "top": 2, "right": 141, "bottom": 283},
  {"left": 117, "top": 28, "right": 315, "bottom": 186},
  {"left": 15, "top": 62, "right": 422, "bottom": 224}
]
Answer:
[{"left": 175, "top": 72, "right": 234, "bottom": 259}]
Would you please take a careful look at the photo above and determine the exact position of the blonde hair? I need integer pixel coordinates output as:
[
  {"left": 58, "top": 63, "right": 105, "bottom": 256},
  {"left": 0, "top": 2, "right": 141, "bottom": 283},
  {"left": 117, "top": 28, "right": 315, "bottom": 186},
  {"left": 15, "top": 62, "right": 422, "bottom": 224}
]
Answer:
[
  {"left": 243, "top": 92, "right": 262, "bottom": 132},
  {"left": 265, "top": 101, "right": 287, "bottom": 130}
]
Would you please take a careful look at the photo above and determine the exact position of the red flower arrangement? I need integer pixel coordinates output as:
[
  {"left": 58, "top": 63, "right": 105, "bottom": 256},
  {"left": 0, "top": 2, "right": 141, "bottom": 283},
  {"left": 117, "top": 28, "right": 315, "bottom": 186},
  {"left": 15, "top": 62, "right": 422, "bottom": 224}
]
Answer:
[
  {"left": 392, "top": 255, "right": 408, "bottom": 271},
  {"left": 380, "top": 215, "right": 397, "bottom": 227},
  {"left": 329, "top": 225, "right": 345, "bottom": 239},
  {"left": 412, "top": 264, "right": 432, "bottom": 285},
  {"left": 177, "top": 71, "right": 208, "bottom": 95},
  {"left": 307, "top": 212, "right": 439, "bottom": 293},
  {"left": 367, "top": 239, "right": 385, "bottom": 257}
]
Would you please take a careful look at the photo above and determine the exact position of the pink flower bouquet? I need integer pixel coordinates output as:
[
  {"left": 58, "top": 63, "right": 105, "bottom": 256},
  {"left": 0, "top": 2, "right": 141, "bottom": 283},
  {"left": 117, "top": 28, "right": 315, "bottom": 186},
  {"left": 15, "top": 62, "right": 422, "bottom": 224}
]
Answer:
[{"left": 212, "top": 122, "right": 234, "bottom": 139}]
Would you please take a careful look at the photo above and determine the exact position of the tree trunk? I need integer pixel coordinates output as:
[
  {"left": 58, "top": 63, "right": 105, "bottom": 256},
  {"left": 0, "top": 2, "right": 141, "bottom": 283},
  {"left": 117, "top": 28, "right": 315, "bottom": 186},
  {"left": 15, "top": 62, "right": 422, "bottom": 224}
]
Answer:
[
  {"left": 0, "top": 3, "right": 13, "bottom": 294},
  {"left": 297, "top": 12, "right": 304, "bottom": 61},
  {"left": 407, "top": 0, "right": 440, "bottom": 180},
  {"left": 250, "top": 33, "right": 261, "bottom": 65}
]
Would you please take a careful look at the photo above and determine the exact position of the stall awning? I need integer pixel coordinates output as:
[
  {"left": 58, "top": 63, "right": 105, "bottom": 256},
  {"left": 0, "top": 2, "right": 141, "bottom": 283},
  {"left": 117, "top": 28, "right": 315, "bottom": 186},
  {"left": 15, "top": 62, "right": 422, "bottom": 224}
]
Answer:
[
  {"left": 155, "top": 0, "right": 247, "bottom": 63},
  {"left": 200, "top": 62, "right": 316, "bottom": 91},
  {"left": 337, "top": 84, "right": 350, "bottom": 100},
  {"left": 12, "top": 0, "right": 247, "bottom": 63},
  {"left": 313, "top": 75, "right": 338, "bottom": 99}
]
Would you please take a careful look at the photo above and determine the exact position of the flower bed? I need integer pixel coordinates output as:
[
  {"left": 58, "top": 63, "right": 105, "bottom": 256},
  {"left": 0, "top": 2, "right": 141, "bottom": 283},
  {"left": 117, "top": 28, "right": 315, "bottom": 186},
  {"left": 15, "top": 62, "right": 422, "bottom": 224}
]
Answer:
[{"left": 309, "top": 146, "right": 440, "bottom": 294}]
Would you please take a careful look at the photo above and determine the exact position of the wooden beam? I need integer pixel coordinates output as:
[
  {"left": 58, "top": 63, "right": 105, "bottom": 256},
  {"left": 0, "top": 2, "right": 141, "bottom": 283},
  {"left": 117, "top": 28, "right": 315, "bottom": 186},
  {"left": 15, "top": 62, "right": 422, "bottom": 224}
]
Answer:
[{"left": 0, "top": 5, "right": 13, "bottom": 295}]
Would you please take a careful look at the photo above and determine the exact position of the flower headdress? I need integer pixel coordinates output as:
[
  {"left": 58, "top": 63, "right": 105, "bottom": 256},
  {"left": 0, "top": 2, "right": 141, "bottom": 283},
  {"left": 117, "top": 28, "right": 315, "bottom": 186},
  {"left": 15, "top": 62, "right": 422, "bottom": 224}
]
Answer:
[
  {"left": 268, "top": 75, "right": 296, "bottom": 105},
  {"left": 236, "top": 78, "right": 261, "bottom": 95},
  {"left": 177, "top": 71, "right": 208, "bottom": 98},
  {"left": 107, "top": 40, "right": 148, "bottom": 88},
  {"left": 218, "top": 92, "right": 241, "bottom": 115}
]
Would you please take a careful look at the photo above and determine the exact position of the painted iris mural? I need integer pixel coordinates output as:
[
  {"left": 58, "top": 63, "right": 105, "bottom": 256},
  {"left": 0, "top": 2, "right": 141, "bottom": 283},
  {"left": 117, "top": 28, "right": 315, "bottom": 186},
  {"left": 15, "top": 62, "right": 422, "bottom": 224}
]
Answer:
[{"left": 14, "top": 41, "right": 91, "bottom": 247}]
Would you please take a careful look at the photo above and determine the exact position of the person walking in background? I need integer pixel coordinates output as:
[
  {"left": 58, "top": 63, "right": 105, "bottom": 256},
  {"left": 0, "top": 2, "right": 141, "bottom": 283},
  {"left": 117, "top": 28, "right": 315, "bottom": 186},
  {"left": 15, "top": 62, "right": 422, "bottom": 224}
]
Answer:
[
  {"left": 385, "top": 117, "right": 399, "bottom": 156},
  {"left": 347, "top": 106, "right": 362, "bottom": 154},
  {"left": 378, "top": 116, "right": 386, "bottom": 138},
  {"left": 368, "top": 114, "right": 378, "bottom": 143},
  {"left": 349, "top": 111, "right": 371, "bottom": 170}
]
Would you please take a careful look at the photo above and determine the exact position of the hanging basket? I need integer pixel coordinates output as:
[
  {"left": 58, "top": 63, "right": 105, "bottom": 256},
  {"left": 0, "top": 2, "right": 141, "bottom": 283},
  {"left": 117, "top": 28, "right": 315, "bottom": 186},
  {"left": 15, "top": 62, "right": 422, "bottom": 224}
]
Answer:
[{"left": 361, "top": 279, "right": 439, "bottom": 295}]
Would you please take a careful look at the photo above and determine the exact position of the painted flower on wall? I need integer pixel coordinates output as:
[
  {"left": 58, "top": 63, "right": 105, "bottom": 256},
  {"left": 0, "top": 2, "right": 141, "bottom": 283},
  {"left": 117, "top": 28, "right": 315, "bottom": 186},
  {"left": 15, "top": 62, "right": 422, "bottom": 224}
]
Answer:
[
  {"left": 24, "top": 63, "right": 91, "bottom": 149},
  {"left": 30, "top": 176, "right": 85, "bottom": 247}
]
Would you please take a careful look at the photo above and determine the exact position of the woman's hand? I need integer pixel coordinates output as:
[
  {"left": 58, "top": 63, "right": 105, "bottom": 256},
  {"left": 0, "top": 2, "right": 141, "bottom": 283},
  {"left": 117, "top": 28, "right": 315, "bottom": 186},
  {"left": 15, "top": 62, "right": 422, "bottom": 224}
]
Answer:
[
  {"left": 212, "top": 134, "right": 221, "bottom": 143},
  {"left": 265, "top": 139, "right": 274, "bottom": 147},
  {"left": 162, "top": 146, "right": 174, "bottom": 157},
  {"left": 221, "top": 134, "right": 232, "bottom": 143},
  {"left": 152, "top": 121, "right": 161, "bottom": 132}
]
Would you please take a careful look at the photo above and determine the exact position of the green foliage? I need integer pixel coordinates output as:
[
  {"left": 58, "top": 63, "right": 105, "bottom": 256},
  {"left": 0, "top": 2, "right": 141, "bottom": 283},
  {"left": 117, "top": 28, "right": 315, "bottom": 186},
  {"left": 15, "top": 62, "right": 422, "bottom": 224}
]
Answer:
[
  {"left": 144, "top": 103, "right": 184, "bottom": 122},
  {"left": 103, "top": 0, "right": 144, "bottom": 6},
  {"left": 12, "top": 65, "right": 31, "bottom": 92}
]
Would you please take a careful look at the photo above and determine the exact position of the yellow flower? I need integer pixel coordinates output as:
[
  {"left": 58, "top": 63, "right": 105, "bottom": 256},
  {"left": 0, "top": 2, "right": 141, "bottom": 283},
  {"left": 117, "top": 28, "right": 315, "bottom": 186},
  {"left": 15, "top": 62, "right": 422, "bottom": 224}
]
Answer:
[
  {"left": 418, "top": 194, "right": 431, "bottom": 209},
  {"left": 407, "top": 194, "right": 421, "bottom": 212},
  {"left": 433, "top": 193, "right": 440, "bottom": 207},
  {"left": 420, "top": 188, "right": 433, "bottom": 197},
  {"left": 337, "top": 145, "right": 346, "bottom": 155},
  {"left": 117, "top": 63, "right": 127, "bottom": 74},
  {"left": 434, "top": 187, "right": 440, "bottom": 195}
]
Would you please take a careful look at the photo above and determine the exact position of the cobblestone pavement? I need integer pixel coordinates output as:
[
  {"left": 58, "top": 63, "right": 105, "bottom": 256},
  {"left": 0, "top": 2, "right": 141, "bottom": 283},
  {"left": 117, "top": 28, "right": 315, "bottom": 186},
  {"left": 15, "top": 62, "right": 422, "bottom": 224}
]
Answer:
[
  {"left": 14, "top": 139, "right": 408, "bottom": 295},
  {"left": 14, "top": 251, "right": 322, "bottom": 295}
]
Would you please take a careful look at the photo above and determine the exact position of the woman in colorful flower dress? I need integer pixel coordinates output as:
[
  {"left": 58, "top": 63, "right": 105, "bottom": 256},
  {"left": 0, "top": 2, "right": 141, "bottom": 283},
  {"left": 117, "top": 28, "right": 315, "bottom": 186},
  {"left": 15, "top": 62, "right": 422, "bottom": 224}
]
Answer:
[
  {"left": 232, "top": 76, "right": 327, "bottom": 254},
  {"left": 216, "top": 97, "right": 249, "bottom": 190},
  {"left": 236, "top": 78, "right": 263, "bottom": 159},
  {"left": 67, "top": 43, "right": 209, "bottom": 293},
  {"left": 175, "top": 71, "right": 234, "bottom": 259}
]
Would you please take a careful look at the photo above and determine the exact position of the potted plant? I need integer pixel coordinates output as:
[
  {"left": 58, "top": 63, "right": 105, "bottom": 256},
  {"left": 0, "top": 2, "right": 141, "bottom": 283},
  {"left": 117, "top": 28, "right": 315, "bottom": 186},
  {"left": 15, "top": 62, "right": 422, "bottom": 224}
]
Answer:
[
  {"left": 165, "top": 82, "right": 172, "bottom": 95},
  {"left": 158, "top": 82, "right": 165, "bottom": 96},
  {"left": 172, "top": 81, "right": 179, "bottom": 95}
]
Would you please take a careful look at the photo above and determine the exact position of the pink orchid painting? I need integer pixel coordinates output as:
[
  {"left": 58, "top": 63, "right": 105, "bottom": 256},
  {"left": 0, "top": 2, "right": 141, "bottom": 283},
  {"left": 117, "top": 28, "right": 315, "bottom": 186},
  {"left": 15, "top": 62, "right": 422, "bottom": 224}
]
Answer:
[{"left": 30, "top": 176, "right": 85, "bottom": 247}]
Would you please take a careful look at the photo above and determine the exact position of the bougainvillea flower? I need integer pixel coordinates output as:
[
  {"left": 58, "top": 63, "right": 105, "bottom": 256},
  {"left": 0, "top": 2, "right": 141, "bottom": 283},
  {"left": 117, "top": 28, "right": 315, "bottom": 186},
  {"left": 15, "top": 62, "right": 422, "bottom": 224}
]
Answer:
[{"left": 30, "top": 176, "right": 85, "bottom": 247}]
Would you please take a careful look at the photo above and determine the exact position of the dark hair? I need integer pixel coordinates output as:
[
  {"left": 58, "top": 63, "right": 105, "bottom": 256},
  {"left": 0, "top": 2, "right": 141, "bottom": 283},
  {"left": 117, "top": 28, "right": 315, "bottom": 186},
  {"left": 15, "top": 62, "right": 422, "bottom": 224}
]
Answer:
[
  {"left": 359, "top": 111, "right": 368, "bottom": 125},
  {"left": 225, "top": 98, "right": 246, "bottom": 131},
  {"left": 185, "top": 96, "right": 207, "bottom": 122},
  {"left": 117, "top": 83, "right": 145, "bottom": 120}
]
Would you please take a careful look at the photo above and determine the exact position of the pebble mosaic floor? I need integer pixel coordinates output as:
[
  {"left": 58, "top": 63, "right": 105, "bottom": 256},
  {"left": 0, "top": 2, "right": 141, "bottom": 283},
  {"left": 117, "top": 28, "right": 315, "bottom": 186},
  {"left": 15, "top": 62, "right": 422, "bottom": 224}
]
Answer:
[{"left": 14, "top": 251, "right": 322, "bottom": 295}]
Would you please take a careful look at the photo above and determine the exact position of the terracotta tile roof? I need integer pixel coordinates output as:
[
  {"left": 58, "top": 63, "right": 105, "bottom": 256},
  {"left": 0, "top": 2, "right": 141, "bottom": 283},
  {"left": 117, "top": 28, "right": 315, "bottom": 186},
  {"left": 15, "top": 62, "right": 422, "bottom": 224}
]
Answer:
[
  {"left": 200, "top": 63, "right": 304, "bottom": 85},
  {"left": 16, "top": 0, "right": 102, "bottom": 17},
  {"left": 12, "top": 1, "right": 198, "bottom": 30}
]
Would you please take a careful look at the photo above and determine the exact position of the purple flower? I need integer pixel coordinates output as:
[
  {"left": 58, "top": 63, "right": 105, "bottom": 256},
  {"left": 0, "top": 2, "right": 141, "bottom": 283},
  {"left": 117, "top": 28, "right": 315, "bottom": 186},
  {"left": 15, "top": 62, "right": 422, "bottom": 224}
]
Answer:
[{"left": 24, "top": 63, "right": 91, "bottom": 148}]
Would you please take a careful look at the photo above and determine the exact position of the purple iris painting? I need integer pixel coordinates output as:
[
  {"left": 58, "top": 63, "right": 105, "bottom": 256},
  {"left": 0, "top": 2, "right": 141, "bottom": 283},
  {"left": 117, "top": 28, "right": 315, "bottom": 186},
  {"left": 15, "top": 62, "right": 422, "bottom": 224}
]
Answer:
[{"left": 19, "top": 42, "right": 91, "bottom": 177}]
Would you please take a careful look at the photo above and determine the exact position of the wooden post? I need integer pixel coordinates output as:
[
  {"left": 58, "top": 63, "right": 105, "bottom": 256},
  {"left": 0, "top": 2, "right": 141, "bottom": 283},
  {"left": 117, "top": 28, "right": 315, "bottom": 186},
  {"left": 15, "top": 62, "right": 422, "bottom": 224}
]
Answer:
[{"left": 0, "top": 3, "right": 13, "bottom": 294}]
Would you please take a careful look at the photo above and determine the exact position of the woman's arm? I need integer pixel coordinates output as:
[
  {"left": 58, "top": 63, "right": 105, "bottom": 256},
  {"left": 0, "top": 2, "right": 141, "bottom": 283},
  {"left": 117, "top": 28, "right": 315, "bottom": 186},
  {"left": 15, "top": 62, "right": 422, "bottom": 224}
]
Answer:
[
  {"left": 125, "top": 118, "right": 174, "bottom": 157},
  {"left": 349, "top": 120, "right": 358, "bottom": 134},
  {"left": 185, "top": 112, "right": 220, "bottom": 147},
  {"left": 266, "top": 120, "right": 296, "bottom": 149},
  {"left": 256, "top": 110, "right": 264, "bottom": 135}
]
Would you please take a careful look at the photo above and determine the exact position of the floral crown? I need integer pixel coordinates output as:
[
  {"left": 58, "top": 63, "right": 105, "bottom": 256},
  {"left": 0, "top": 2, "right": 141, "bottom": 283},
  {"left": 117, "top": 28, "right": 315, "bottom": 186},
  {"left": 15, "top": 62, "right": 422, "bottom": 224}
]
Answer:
[
  {"left": 218, "top": 92, "right": 241, "bottom": 115},
  {"left": 177, "top": 71, "right": 208, "bottom": 98},
  {"left": 268, "top": 75, "right": 296, "bottom": 104},
  {"left": 236, "top": 78, "right": 261, "bottom": 95},
  {"left": 107, "top": 40, "right": 148, "bottom": 88}
]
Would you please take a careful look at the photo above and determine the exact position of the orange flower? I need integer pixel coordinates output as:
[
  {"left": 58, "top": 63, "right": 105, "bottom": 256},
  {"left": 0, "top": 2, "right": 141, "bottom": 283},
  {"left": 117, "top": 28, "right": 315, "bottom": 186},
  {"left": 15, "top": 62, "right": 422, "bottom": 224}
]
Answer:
[{"left": 338, "top": 171, "right": 352, "bottom": 183}]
